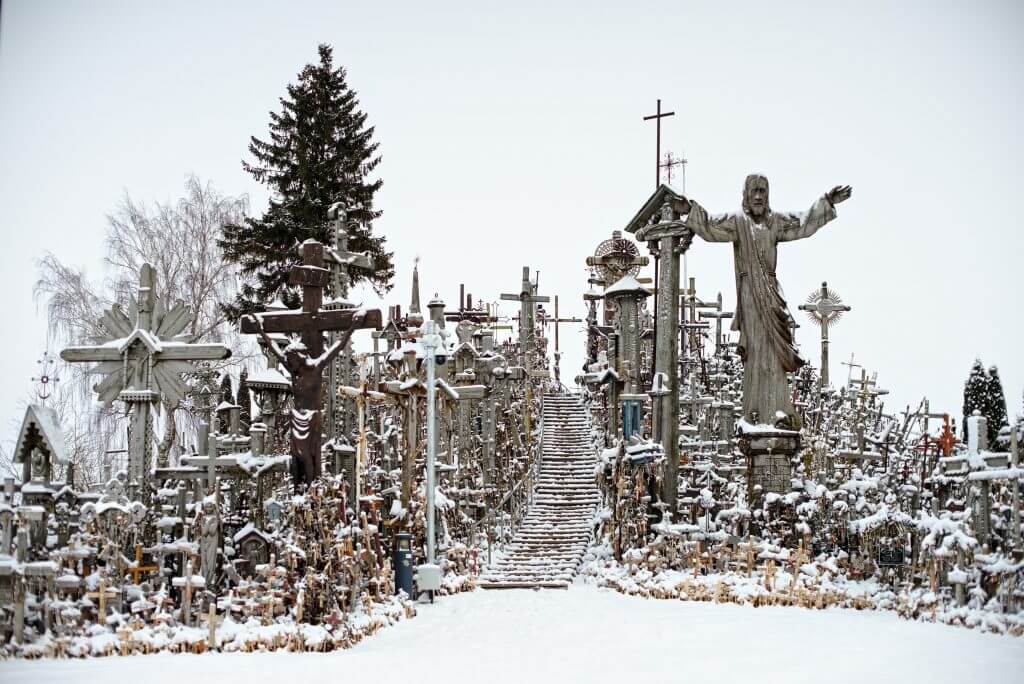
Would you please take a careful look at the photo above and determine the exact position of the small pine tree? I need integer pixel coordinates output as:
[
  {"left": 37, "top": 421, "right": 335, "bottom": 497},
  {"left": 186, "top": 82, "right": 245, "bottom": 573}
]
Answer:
[
  {"left": 220, "top": 43, "right": 393, "bottom": 320},
  {"left": 238, "top": 368, "right": 251, "bottom": 432},
  {"left": 985, "top": 365, "right": 1009, "bottom": 446},
  {"left": 962, "top": 359, "right": 988, "bottom": 439},
  {"left": 219, "top": 373, "right": 234, "bottom": 403}
]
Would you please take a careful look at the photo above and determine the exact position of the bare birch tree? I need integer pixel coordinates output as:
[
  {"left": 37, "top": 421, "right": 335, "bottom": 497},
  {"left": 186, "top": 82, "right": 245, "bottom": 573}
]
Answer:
[{"left": 34, "top": 175, "right": 252, "bottom": 484}]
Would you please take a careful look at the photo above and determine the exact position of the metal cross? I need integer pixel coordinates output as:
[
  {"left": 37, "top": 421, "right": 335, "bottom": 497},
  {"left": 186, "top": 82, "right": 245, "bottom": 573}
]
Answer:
[{"left": 643, "top": 99, "right": 675, "bottom": 189}]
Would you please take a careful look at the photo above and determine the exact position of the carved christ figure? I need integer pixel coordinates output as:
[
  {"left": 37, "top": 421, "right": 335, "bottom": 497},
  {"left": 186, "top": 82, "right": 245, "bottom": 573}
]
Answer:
[
  {"left": 246, "top": 313, "right": 365, "bottom": 486},
  {"left": 674, "top": 175, "right": 852, "bottom": 428}
]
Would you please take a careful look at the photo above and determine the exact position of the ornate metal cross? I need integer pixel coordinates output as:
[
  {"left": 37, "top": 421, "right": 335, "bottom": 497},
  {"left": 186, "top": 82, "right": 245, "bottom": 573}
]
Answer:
[{"left": 798, "top": 281, "right": 851, "bottom": 388}]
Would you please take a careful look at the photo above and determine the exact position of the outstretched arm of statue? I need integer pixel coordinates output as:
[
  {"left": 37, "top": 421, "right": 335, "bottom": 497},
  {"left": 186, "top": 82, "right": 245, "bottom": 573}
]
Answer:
[
  {"left": 315, "top": 313, "right": 365, "bottom": 369},
  {"left": 679, "top": 198, "right": 737, "bottom": 243},
  {"left": 777, "top": 185, "right": 851, "bottom": 243},
  {"left": 245, "top": 314, "right": 287, "bottom": 364}
]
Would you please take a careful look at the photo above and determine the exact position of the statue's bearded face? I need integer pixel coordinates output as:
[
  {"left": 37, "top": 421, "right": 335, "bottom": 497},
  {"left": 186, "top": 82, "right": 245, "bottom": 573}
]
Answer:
[{"left": 743, "top": 175, "right": 770, "bottom": 220}]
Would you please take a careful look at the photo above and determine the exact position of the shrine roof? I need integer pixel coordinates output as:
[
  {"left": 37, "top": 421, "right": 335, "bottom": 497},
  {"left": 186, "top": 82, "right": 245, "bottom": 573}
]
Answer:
[
  {"left": 623, "top": 183, "right": 686, "bottom": 235},
  {"left": 14, "top": 404, "right": 67, "bottom": 465},
  {"left": 604, "top": 275, "right": 651, "bottom": 298}
]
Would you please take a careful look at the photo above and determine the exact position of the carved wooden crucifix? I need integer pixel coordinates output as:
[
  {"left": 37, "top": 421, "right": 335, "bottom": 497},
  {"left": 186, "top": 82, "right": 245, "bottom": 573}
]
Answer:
[{"left": 241, "top": 240, "right": 382, "bottom": 486}]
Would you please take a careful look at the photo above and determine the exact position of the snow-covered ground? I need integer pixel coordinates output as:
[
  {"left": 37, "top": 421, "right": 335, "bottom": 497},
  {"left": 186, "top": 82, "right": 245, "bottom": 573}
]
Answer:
[{"left": 3, "top": 583, "right": 1022, "bottom": 683}]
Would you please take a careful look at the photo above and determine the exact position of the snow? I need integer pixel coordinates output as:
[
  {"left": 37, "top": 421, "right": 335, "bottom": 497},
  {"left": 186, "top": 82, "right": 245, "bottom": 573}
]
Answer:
[{"left": 1, "top": 585, "right": 1020, "bottom": 682}]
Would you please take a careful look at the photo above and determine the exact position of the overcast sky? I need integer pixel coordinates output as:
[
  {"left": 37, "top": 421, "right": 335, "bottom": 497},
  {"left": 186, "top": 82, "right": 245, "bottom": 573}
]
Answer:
[{"left": 1, "top": 0, "right": 1021, "bottom": 449}]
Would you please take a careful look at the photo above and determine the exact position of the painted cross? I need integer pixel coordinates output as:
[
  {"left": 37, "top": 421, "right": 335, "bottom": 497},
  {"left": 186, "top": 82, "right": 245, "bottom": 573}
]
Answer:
[
  {"left": 61, "top": 263, "right": 231, "bottom": 488},
  {"left": 798, "top": 282, "right": 850, "bottom": 388}
]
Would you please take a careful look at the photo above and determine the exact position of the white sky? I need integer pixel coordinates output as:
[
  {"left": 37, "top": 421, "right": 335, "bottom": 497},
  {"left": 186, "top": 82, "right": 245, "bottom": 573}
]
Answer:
[{"left": 1, "top": 0, "right": 1022, "bottom": 446}]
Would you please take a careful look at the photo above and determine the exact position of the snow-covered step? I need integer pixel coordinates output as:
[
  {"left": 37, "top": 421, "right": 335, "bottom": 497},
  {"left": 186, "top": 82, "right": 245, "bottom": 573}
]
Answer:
[{"left": 482, "top": 393, "right": 598, "bottom": 590}]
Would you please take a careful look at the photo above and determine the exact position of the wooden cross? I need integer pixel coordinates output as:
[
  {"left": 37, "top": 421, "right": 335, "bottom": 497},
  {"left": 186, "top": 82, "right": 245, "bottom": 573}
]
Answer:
[
  {"left": 86, "top": 577, "right": 118, "bottom": 620},
  {"left": 643, "top": 99, "right": 675, "bottom": 189},
  {"left": 500, "top": 266, "right": 550, "bottom": 369},
  {"left": 127, "top": 543, "right": 159, "bottom": 585},
  {"left": 61, "top": 263, "right": 231, "bottom": 487},
  {"left": 698, "top": 292, "right": 734, "bottom": 353},
  {"left": 338, "top": 365, "right": 394, "bottom": 499},
  {"left": 325, "top": 203, "right": 376, "bottom": 301},
  {"left": 207, "top": 603, "right": 224, "bottom": 650},
  {"left": 240, "top": 241, "right": 382, "bottom": 358},
  {"left": 841, "top": 353, "right": 861, "bottom": 386}
]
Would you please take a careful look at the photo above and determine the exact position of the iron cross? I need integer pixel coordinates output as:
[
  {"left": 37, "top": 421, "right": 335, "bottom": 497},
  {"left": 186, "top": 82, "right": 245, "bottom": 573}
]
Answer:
[{"left": 643, "top": 99, "right": 675, "bottom": 188}]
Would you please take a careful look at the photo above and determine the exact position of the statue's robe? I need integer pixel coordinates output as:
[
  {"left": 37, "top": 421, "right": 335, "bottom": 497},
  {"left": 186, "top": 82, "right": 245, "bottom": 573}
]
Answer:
[{"left": 684, "top": 197, "right": 837, "bottom": 427}]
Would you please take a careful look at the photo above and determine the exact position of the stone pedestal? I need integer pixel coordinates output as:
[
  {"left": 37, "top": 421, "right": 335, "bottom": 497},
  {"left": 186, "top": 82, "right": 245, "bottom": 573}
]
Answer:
[{"left": 739, "top": 427, "right": 799, "bottom": 502}]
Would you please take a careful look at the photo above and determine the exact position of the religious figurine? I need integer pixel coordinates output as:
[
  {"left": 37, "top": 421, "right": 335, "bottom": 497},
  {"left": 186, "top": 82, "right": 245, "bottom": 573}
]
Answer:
[
  {"left": 200, "top": 498, "right": 220, "bottom": 589},
  {"left": 673, "top": 176, "right": 852, "bottom": 428},
  {"left": 246, "top": 312, "right": 367, "bottom": 486}
]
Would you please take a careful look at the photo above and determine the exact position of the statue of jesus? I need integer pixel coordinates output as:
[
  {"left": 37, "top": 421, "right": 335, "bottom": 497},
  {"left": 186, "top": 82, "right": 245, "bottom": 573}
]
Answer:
[{"left": 673, "top": 175, "right": 852, "bottom": 429}]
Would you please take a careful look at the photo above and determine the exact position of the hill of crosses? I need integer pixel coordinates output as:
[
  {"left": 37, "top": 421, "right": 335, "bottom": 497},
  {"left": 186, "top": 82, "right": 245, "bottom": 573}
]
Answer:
[{"left": 2, "top": 92, "right": 1023, "bottom": 662}]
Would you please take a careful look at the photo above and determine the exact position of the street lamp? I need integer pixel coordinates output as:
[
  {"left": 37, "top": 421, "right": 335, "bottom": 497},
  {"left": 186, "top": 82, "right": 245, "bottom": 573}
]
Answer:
[{"left": 417, "top": 319, "right": 443, "bottom": 600}]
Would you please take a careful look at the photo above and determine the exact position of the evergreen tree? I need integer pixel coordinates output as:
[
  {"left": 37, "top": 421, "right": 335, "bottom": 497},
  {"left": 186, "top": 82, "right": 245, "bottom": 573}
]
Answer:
[
  {"left": 219, "top": 373, "right": 234, "bottom": 403},
  {"left": 220, "top": 44, "right": 393, "bottom": 320},
  {"left": 985, "top": 365, "right": 1008, "bottom": 446},
  {"left": 962, "top": 359, "right": 988, "bottom": 439},
  {"left": 238, "top": 368, "right": 251, "bottom": 432}
]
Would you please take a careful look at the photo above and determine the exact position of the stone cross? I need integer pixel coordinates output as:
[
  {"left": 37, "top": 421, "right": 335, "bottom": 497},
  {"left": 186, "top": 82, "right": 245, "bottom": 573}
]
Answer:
[
  {"left": 61, "top": 263, "right": 231, "bottom": 492},
  {"left": 798, "top": 282, "right": 851, "bottom": 388}
]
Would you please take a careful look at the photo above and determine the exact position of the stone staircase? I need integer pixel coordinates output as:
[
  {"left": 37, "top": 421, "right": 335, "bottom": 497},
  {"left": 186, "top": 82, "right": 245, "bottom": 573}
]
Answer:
[{"left": 479, "top": 392, "right": 598, "bottom": 589}]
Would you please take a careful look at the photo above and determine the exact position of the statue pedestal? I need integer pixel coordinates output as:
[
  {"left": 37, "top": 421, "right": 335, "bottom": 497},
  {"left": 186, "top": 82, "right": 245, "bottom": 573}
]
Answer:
[{"left": 738, "top": 423, "right": 799, "bottom": 502}]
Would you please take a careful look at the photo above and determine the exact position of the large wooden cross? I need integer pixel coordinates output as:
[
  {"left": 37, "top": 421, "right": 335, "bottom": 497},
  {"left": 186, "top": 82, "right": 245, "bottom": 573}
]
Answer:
[
  {"left": 241, "top": 240, "right": 382, "bottom": 357},
  {"left": 61, "top": 263, "right": 231, "bottom": 488}
]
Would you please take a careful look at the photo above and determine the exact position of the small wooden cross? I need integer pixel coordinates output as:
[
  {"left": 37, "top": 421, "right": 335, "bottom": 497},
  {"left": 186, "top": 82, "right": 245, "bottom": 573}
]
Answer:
[
  {"left": 86, "top": 577, "right": 118, "bottom": 620},
  {"left": 207, "top": 603, "right": 223, "bottom": 650},
  {"left": 127, "top": 543, "right": 159, "bottom": 585}
]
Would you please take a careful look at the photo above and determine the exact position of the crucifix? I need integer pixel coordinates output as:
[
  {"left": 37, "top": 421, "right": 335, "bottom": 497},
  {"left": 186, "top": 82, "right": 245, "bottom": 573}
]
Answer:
[
  {"left": 841, "top": 353, "right": 861, "bottom": 387},
  {"left": 241, "top": 240, "right": 382, "bottom": 486},
  {"left": 643, "top": 99, "right": 675, "bottom": 189},
  {"left": 797, "top": 282, "right": 851, "bottom": 388},
  {"left": 61, "top": 263, "right": 231, "bottom": 494}
]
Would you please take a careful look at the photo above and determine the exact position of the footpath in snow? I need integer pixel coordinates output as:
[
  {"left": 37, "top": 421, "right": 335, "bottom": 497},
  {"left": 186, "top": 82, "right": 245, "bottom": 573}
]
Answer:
[{"left": 3, "top": 583, "right": 1022, "bottom": 684}]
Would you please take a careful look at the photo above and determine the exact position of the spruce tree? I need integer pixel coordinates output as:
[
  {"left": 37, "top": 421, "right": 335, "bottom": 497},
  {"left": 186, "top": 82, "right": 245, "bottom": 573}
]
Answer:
[
  {"left": 220, "top": 43, "right": 393, "bottom": 320},
  {"left": 238, "top": 368, "right": 251, "bottom": 432},
  {"left": 985, "top": 365, "right": 1009, "bottom": 446},
  {"left": 962, "top": 359, "right": 988, "bottom": 439}
]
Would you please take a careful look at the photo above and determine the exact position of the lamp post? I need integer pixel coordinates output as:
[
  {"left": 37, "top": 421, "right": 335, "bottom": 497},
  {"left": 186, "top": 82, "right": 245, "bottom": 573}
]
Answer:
[{"left": 421, "top": 320, "right": 442, "bottom": 566}]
